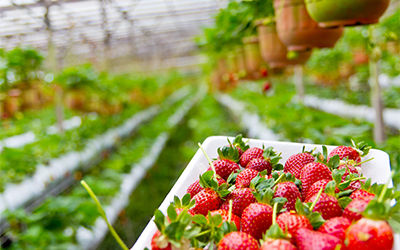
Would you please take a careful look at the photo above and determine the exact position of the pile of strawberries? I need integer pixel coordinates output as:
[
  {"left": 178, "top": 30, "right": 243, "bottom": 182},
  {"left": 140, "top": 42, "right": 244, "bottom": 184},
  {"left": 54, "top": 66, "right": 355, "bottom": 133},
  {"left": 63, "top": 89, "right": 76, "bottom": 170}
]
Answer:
[{"left": 150, "top": 135, "right": 399, "bottom": 250}]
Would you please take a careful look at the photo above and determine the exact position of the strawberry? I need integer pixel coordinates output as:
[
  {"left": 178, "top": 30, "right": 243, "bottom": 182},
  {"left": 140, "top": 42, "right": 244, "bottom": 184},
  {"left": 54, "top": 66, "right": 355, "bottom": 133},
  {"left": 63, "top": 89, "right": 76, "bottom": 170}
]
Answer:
[
  {"left": 276, "top": 211, "right": 312, "bottom": 238},
  {"left": 217, "top": 231, "right": 259, "bottom": 250},
  {"left": 350, "top": 189, "right": 375, "bottom": 200},
  {"left": 337, "top": 164, "right": 362, "bottom": 191},
  {"left": 209, "top": 159, "right": 240, "bottom": 180},
  {"left": 306, "top": 192, "right": 342, "bottom": 220},
  {"left": 284, "top": 152, "right": 315, "bottom": 179},
  {"left": 189, "top": 188, "right": 222, "bottom": 215},
  {"left": 209, "top": 209, "right": 241, "bottom": 230},
  {"left": 187, "top": 176, "right": 226, "bottom": 197},
  {"left": 231, "top": 134, "right": 250, "bottom": 157},
  {"left": 151, "top": 230, "right": 172, "bottom": 250},
  {"left": 274, "top": 182, "right": 301, "bottom": 211},
  {"left": 343, "top": 196, "right": 373, "bottom": 221},
  {"left": 241, "top": 203, "right": 273, "bottom": 240},
  {"left": 305, "top": 179, "right": 336, "bottom": 202},
  {"left": 260, "top": 238, "right": 296, "bottom": 250},
  {"left": 240, "top": 147, "right": 264, "bottom": 167},
  {"left": 328, "top": 141, "right": 370, "bottom": 164},
  {"left": 300, "top": 162, "right": 332, "bottom": 197},
  {"left": 318, "top": 217, "right": 351, "bottom": 242},
  {"left": 246, "top": 157, "right": 271, "bottom": 173},
  {"left": 346, "top": 218, "right": 394, "bottom": 250},
  {"left": 236, "top": 168, "right": 260, "bottom": 188},
  {"left": 294, "top": 228, "right": 342, "bottom": 250},
  {"left": 221, "top": 188, "right": 256, "bottom": 217}
]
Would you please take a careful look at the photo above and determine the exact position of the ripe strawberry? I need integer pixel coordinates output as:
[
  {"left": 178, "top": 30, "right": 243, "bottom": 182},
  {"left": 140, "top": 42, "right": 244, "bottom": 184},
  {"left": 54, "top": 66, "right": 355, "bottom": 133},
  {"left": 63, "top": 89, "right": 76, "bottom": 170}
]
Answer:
[
  {"left": 318, "top": 217, "right": 351, "bottom": 242},
  {"left": 276, "top": 211, "right": 312, "bottom": 238},
  {"left": 236, "top": 168, "right": 259, "bottom": 188},
  {"left": 260, "top": 238, "right": 296, "bottom": 250},
  {"left": 284, "top": 152, "right": 315, "bottom": 179},
  {"left": 241, "top": 203, "right": 273, "bottom": 240},
  {"left": 240, "top": 147, "right": 264, "bottom": 167},
  {"left": 218, "top": 231, "right": 259, "bottom": 250},
  {"left": 306, "top": 193, "right": 342, "bottom": 220},
  {"left": 209, "top": 159, "right": 240, "bottom": 180},
  {"left": 343, "top": 196, "right": 373, "bottom": 221},
  {"left": 350, "top": 189, "right": 375, "bottom": 200},
  {"left": 187, "top": 176, "right": 226, "bottom": 197},
  {"left": 305, "top": 179, "right": 337, "bottom": 201},
  {"left": 294, "top": 228, "right": 342, "bottom": 250},
  {"left": 300, "top": 162, "right": 332, "bottom": 197},
  {"left": 246, "top": 157, "right": 271, "bottom": 173},
  {"left": 189, "top": 188, "right": 222, "bottom": 215},
  {"left": 151, "top": 230, "right": 172, "bottom": 250},
  {"left": 328, "top": 145, "right": 364, "bottom": 163},
  {"left": 221, "top": 188, "right": 256, "bottom": 217},
  {"left": 346, "top": 218, "right": 394, "bottom": 250},
  {"left": 209, "top": 209, "right": 241, "bottom": 230},
  {"left": 337, "top": 164, "right": 362, "bottom": 191},
  {"left": 274, "top": 182, "right": 301, "bottom": 211}
]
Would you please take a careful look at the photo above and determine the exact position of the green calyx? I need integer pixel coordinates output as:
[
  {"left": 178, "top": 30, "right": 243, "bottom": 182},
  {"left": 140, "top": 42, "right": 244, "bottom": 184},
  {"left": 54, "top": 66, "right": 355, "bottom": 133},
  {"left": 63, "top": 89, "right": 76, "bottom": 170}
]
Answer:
[
  {"left": 263, "top": 147, "right": 283, "bottom": 170},
  {"left": 263, "top": 202, "right": 290, "bottom": 242},
  {"left": 218, "top": 145, "right": 240, "bottom": 162},
  {"left": 295, "top": 191, "right": 325, "bottom": 229},
  {"left": 231, "top": 134, "right": 250, "bottom": 152},
  {"left": 173, "top": 194, "right": 196, "bottom": 210},
  {"left": 351, "top": 139, "right": 371, "bottom": 157},
  {"left": 154, "top": 203, "right": 201, "bottom": 248},
  {"left": 199, "top": 170, "right": 231, "bottom": 198}
]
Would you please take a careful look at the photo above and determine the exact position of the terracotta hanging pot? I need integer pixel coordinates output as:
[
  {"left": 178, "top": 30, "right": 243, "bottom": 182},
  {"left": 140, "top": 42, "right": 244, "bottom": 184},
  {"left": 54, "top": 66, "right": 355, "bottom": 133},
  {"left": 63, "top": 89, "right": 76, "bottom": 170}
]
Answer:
[
  {"left": 256, "top": 21, "right": 311, "bottom": 68},
  {"left": 65, "top": 89, "right": 86, "bottom": 111},
  {"left": 305, "top": 0, "right": 390, "bottom": 28},
  {"left": 4, "top": 89, "right": 21, "bottom": 118},
  {"left": 243, "top": 36, "right": 262, "bottom": 78},
  {"left": 274, "top": 0, "right": 343, "bottom": 51}
]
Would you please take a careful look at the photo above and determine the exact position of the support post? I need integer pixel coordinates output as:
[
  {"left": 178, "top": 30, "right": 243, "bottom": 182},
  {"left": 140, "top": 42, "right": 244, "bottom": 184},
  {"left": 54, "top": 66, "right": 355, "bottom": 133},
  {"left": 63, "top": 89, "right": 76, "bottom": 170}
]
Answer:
[
  {"left": 294, "top": 65, "right": 304, "bottom": 103},
  {"left": 369, "top": 59, "right": 386, "bottom": 143}
]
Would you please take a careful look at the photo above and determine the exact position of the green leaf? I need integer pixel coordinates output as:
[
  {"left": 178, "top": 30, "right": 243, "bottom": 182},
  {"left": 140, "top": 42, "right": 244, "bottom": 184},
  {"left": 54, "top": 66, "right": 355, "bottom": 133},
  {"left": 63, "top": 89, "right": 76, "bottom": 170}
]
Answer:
[
  {"left": 167, "top": 204, "right": 178, "bottom": 221},
  {"left": 182, "top": 194, "right": 191, "bottom": 206},
  {"left": 192, "top": 214, "right": 208, "bottom": 225},
  {"left": 324, "top": 181, "right": 336, "bottom": 196},
  {"left": 154, "top": 210, "right": 166, "bottom": 232},
  {"left": 338, "top": 197, "right": 352, "bottom": 209}
]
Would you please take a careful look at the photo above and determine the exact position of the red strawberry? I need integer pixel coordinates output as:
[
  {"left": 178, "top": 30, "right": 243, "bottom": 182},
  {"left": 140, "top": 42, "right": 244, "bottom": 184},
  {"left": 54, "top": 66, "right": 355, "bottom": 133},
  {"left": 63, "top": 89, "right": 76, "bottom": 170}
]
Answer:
[
  {"left": 151, "top": 230, "right": 172, "bottom": 250},
  {"left": 328, "top": 145, "right": 361, "bottom": 163},
  {"left": 294, "top": 228, "right": 342, "bottom": 250},
  {"left": 218, "top": 231, "right": 259, "bottom": 250},
  {"left": 240, "top": 147, "right": 264, "bottom": 167},
  {"left": 209, "top": 159, "right": 240, "bottom": 180},
  {"left": 350, "top": 189, "right": 375, "bottom": 200},
  {"left": 318, "top": 217, "right": 351, "bottom": 242},
  {"left": 346, "top": 218, "right": 394, "bottom": 250},
  {"left": 276, "top": 211, "right": 312, "bottom": 238},
  {"left": 236, "top": 168, "right": 259, "bottom": 188},
  {"left": 343, "top": 196, "right": 373, "bottom": 221},
  {"left": 274, "top": 182, "right": 301, "bottom": 211},
  {"left": 284, "top": 152, "right": 315, "bottom": 179},
  {"left": 221, "top": 188, "right": 256, "bottom": 217},
  {"left": 187, "top": 177, "right": 226, "bottom": 197},
  {"left": 305, "top": 179, "right": 338, "bottom": 201},
  {"left": 209, "top": 209, "right": 241, "bottom": 230},
  {"left": 338, "top": 164, "right": 362, "bottom": 191},
  {"left": 189, "top": 188, "right": 222, "bottom": 215},
  {"left": 246, "top": 157, "right": 271, "bottom": 173},
  {"left": 300, "top": 162, "right": 332, "bottom": 197},
  {"left": 306, "top": 193, "right": 342, "bottom": 220},
  {"left": 241, "top": 203, "right": 273, "bottom": 240},
  {"left": 260, "top": 238, "right": 296, "bottom": 250}
]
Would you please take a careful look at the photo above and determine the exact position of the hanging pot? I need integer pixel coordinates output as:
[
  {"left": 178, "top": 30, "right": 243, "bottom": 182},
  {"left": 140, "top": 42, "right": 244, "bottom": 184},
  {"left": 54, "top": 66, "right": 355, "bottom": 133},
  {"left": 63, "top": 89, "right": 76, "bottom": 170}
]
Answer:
[
  {"left": 274, "top": 0, "right": 343, "bottom": 51},
  {"left": 65, "top": 89, "right": 86, "bottom": 111},
  {"left": 305, "top": 0, "right": 390, "bottom": 28},
  {"left": 243, "top": 36, "right": 262, "bottom": 78},
  {"left": 4, "top": 89, "right": 21, "bottom": 118},
  {"left": 256, "top": 21, "right": 311, "bottom": 68},
  {"left": 22, "top": 87, "right": 41, "bottom": 110}
]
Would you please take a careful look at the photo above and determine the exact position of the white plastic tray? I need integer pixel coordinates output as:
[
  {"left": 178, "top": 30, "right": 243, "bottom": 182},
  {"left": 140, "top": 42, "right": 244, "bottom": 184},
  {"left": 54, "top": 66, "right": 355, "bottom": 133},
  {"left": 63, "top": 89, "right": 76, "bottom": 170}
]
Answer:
[{"left": 132, "top": 136, "right": 396, "bottom": 250}]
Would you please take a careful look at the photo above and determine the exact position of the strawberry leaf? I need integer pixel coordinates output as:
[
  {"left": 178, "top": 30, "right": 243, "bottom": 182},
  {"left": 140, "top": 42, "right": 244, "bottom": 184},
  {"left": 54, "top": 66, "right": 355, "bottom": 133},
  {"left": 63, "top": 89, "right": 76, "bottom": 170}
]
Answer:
[
  {"left": 218, "top": 145, "right": 239, "bottom": 162},
  {"left": 338, "top": 196, "right": 352, "bottom": 209},
  {"left": 232, "top": 134, "right": 249, "bottom": 152}
]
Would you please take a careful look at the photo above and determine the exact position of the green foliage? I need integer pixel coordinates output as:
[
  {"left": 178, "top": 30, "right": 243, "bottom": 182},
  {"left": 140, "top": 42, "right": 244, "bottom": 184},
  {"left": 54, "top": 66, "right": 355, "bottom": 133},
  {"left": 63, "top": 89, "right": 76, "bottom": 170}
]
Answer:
[
  {"left": 56, "top": 64, "right": 98, "bottom": 90},
  {"left": 6, "top": 47, "right": 43, "bottom": 83}
]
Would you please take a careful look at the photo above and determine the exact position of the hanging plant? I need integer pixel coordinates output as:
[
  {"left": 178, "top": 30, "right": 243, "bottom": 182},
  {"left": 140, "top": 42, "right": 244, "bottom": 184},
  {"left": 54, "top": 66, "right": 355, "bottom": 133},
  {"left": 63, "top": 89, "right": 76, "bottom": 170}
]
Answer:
[
  {"left": 273, "top": 0, "right": 343, "bottom": 51},
  {"left": 304, "top": 0, "right": 390, "bottom": 28}
]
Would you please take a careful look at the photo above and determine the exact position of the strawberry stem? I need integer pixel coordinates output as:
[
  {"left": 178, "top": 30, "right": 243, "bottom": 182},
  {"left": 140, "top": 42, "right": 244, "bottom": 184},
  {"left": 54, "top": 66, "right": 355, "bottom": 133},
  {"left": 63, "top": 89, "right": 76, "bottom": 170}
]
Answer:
[
  {"left": 355, "top": 157, "right": 374, "bottom": 166},
  {"left": 310, "top": 186, "right": 324, "bottom": 211},
  {"left": 81, "top": 181, "right": 129, "bottom": 250},
  {"left": 198, "top": 142, "right": 217, "bottom": 178},
  {"left": 377, "top": 171, "right": 393, "bottom": 203},
  {"left": 272, "top": 202, "right": 278, "bottom": 225},
  {"left": 273, "top": 173, "right": 285, "bottom": 186},
  {"left": 228, "top": 200, "right": 233, "bottom": 223}
]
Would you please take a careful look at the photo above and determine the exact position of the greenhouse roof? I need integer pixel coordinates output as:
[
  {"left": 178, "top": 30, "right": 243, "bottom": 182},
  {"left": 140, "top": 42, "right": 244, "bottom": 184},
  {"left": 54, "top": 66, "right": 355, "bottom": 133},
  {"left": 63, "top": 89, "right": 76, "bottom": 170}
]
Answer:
[{"left": 0, "top": 0, "right": 227, "bottom": 68}]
